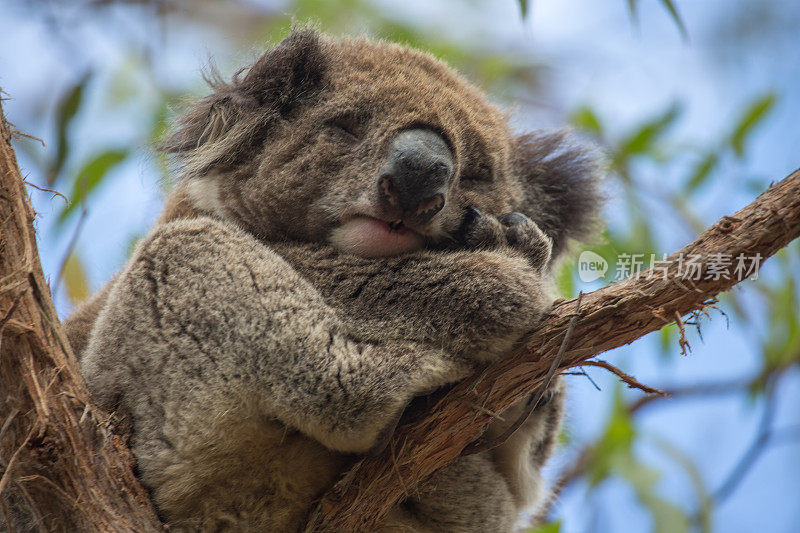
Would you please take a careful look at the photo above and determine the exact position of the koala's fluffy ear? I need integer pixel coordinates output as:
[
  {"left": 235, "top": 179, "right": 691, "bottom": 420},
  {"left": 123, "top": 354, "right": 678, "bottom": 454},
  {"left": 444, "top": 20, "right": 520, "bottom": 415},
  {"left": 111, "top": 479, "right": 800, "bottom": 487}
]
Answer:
[
  {"left": 514, "top": 130, "right": 604, "bottom": 263},
  {"left": 161, "top": 27, "right": 327, "bottom": 177}
]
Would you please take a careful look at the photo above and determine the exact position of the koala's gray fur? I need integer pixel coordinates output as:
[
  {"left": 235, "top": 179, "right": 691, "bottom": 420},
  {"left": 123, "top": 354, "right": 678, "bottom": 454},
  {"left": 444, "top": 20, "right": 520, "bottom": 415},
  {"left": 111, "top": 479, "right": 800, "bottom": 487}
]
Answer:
[{"left": 47, "top": 28, "right": 602, "bottom": 532}]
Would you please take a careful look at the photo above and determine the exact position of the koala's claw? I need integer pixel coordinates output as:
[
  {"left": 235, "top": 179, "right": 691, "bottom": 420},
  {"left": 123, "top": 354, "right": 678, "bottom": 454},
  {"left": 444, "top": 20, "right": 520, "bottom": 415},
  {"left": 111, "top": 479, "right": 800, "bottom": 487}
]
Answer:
[
  {"left": 458, "top": 207, "right": 553, "bottom": 269},
  {"left": 456, "top": 206, "right": 505, "bottom": 249},
  {"left": 500, "top": 211, "right": 553, "bottom": 269},
  {"left": 500, "top": 212, "right": 528, "bottom": 228},
  {"left": 458, "top": 206, "right": 483, "bottom": 236}
]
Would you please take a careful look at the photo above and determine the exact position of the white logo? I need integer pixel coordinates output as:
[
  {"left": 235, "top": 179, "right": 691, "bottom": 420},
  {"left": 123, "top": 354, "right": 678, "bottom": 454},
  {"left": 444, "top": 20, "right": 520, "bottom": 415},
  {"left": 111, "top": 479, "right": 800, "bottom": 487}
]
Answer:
[{"left": 578, "top": 250, "right": 608, "bottom": 283}]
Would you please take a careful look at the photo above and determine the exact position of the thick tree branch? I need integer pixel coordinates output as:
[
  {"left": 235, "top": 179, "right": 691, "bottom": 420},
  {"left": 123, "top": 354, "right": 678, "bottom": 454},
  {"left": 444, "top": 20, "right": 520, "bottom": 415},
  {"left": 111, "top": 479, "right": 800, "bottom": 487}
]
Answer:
[
  {"left": 0, "top": 98, "right": 163, "bottom": 530},
  {"left": 308, "top": 169, "right": 800, "bottom": 532}
]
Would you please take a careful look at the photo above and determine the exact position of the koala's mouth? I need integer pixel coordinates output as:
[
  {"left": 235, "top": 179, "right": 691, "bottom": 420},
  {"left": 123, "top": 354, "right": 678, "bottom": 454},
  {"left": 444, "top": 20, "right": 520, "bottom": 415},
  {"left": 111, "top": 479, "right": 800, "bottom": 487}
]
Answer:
[{"left": 328, "top": 215, "right": 425, "bottom": 258}]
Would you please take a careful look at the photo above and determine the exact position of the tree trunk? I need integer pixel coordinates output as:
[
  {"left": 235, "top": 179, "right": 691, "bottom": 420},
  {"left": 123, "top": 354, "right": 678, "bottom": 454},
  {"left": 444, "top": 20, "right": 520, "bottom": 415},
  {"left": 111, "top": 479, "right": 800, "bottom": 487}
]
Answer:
[{"left": 0, "top": 99, "right": 163, "bottom": 531}]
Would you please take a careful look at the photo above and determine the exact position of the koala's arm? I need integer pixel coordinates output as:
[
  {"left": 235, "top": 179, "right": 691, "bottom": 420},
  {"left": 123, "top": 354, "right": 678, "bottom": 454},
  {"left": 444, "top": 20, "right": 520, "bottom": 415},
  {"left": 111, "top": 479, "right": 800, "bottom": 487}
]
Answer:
[
  {"left": 272, "top": 211, "right": 554, "bottom": 361},
  {"left": 81, "top": 217, "right": 471, "bottom": 454}
]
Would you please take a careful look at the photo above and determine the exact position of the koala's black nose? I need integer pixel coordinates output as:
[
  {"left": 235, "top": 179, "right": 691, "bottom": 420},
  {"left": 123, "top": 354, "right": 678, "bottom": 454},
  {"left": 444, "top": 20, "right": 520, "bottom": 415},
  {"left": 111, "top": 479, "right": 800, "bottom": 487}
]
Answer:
[{"left": 378, "top": 128, "right": 453, "bottom": 224}]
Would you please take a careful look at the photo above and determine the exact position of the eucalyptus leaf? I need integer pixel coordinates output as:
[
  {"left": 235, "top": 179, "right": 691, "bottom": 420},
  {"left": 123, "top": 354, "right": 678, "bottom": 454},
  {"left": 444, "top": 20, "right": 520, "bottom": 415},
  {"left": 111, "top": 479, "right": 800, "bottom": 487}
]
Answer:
[
  {"left": 651, "top": 436, "right": 713, "bottom": 533},
  {"left": 685, "top": 152, "right": 718, "bottom": 194},
  {"left": 63, "top": 252, "right": 90, "bottom": 305},
  {"left": 618, "top": 102, "right": 682, "bottom": 160},
  {"left": 658, "top": 0, "right": 688, "bottom": 39},
  {"left": 526, "top": 521, "right": 560, "bottom": 533},
  {"left": 570, "top": 106, "right": 604, "bottom": 137},
  {"left": 57, "top": 149, "right": 128, "bottom": 225},
  {"left": 730, "top": 93, "right": 776, "bottom": 158},
  {"left": 49, "top": 72, "right": 91, "bottom": 185},
  {"left": 518, "top": 0, "right": 529, "bottom": 19}
]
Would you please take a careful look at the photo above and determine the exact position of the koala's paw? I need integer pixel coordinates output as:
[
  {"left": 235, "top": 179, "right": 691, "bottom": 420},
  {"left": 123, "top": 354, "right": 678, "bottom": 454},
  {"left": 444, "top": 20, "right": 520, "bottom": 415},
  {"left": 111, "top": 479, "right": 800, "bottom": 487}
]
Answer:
[{"left": 458, "top": 207, "right": 552, "bottom": 269}]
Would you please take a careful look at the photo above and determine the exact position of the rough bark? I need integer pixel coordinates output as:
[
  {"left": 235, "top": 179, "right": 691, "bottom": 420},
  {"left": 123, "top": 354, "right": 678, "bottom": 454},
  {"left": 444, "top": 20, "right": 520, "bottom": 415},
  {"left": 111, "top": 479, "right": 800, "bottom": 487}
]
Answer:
[
  {"left": 0, "top": 99, "right": 163, "bottom": 530},
  {"left": 307, "top": 169, "right": 800, "bottom": 532}
]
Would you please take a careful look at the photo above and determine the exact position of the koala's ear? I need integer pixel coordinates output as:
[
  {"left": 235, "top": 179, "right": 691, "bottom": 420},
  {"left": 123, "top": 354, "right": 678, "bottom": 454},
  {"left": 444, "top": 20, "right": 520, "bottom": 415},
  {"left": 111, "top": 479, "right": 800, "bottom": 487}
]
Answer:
[
  {"left": 238, "top": 26, "right": 327, "bottom": 114},
  {"left": 514, "top": 130, "right": 605, "bottom": 262},
  {"left": 161, "top": 27, "right": 326, "bottom": 169}
]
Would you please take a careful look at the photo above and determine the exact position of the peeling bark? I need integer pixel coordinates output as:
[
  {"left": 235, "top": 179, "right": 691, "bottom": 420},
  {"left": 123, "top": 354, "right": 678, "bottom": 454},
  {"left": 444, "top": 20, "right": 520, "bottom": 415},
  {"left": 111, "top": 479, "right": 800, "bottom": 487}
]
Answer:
[{"left": 0, "top": 99, "right": 163, "bottom": 531}]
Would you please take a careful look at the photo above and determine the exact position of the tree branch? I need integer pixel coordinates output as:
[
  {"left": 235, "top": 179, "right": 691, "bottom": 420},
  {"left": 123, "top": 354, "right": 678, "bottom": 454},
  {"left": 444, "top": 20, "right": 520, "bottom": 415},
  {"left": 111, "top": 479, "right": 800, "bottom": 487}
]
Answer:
[
  {"left": 308, "top": 169, "right": 800, "bottom": 532},
  {"left": 0, "top": 98, "right": 163, "bottom": 530}
]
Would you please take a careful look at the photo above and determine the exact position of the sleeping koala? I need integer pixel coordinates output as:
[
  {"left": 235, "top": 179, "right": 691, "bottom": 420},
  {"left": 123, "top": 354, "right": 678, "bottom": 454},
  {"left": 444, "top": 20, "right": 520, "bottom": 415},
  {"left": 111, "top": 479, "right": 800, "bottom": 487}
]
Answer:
[{"left": 64, "top": 28, "right": 601, "bottom": 532}]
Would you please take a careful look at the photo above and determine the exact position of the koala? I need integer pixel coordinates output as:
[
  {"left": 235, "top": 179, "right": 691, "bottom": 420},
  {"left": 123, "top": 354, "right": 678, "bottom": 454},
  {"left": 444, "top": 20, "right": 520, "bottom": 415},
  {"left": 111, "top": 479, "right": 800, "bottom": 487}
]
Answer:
[{"left": 60, "top": 28, "right": 601, "bottom": 532}]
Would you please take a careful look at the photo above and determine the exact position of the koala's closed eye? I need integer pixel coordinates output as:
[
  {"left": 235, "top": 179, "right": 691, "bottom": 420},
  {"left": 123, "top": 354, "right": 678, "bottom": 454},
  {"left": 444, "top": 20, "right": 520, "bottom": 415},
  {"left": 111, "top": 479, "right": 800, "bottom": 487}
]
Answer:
[
  {"left": 461, "top": 162, "right": 493, "bottom": 183},
  {"left": 326, "top": 113, "right": 365, "bottom": 141}
]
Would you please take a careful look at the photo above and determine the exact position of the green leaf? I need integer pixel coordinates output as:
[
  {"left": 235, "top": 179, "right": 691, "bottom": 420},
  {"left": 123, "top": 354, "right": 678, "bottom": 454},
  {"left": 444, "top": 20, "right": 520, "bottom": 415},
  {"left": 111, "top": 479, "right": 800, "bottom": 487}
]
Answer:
[
  {"left": 527, "top": 521, "right": 560, "bottom": 533},
  {"left": 618, "top": 102, "right": 682, "bottom": 160},
  {"left": 685, "top": 152, "right": 718, "bottom": 194},
  {"left": 730, "top": 93, "right": 776, "bottom": 158},
  {"left": 658, "top": 0, "right": 688, "bottom": 39},
  {"left": 658, "top": 323, "right": 675, "bottom": 358},
  {"left": 618, "top": 458, "right": 689, "bottom": 533},
  {"left": 627, "top": 0, "right": 639, "bottom": 19},
  {"left": 518, "top": 0, "right": 529, "bottom": 19},
  {"left": 585, "top": 387, "right": 690, "bottom": 532},
  {"left": 569, "top": 106, "right": 604, "bottom": 137},
  {"left": 49, "top": 72, "right": 91, "bottom": 185},
  {"left": 57, "top": 149, "right": 128, "bottom": 225},
  {"left": 652, "top": 437, "right": 712, "bottom": 533},
  {"left": 555, "top": 261, "right": 575, "bottom": 298},
  {"left": 588, "top": 386, "right": 635, "bottom": 485},
  {"left": 63, "top": 252, "right": 90, "bottom": 305}
]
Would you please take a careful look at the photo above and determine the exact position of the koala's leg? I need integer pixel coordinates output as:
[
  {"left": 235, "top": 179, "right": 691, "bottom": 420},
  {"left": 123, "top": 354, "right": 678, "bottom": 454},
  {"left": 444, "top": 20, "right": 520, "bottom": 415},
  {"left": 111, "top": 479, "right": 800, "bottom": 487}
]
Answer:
[
  {"left": 380, "top": 454, "right": 517, "bottom": 533},
  {"left": 484, "top": 376, "right": 565, "bottom": 515},
  {"left": 379, "top": 379, "right": 565, "bottom": 533}
]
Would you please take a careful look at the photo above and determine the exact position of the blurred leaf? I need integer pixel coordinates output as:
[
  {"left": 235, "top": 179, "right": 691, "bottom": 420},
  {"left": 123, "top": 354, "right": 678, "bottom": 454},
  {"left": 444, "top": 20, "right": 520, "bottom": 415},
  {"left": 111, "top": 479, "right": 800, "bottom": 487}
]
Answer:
[
  {"left": 49, "top": 72, "right": 91, "bottom": 185},
  {"left": 57, "top": 149, "right": 128, "bottom": 225},
  {"left": 730, "top": 93, "right": 776, "bottom": 158},
  {"left": 627, "top": 0, "right": 639, "bottom": 18},
  {"left": 570, "top": 106, "right": 604, "bottom": 137},
  {"left": 617, "top": 457, "right": 690, "bottom": 533},
  {"left": 527, "top": 521, "right": 560, "bottom": 533},
  {"left": 518, "top": 0, "right": 530, "bottom": 19},
  {"left": 658, "top": 323, "right": 676, "bottom": 358},
  {"left": 666, "top": 193, "right": 706, "bottom": 234},
  {"left": 584, "top": 233, "right": 621, "bottom": 281},
  {"left": 658, "top": 0, "right": 688, "bottom": 39},
  {"left": 63, "top": 252, "right": 90, "bottom": 304},
  {"left": 588, "top": 387, "right": 635, "bottom": 485},
  {"left": 762, "top": 273, "right": 800, "bottom": 371},
  {"left": 556, "top": 261, "right": 575, "bottom": 298},
  {"left": 743, "top": 177, "right": 769, "bottom": 195},
  {"left": 617, "top": 102, "right": 682, "bottom": 163},
  {"left": 557, "top": 427, "right": 571, "bottom": 447},
  {"left": 685, "top": 152, "right": 718, "bottom": 194},
  {"left": 652, "top": 437, "right": 712, "bottom": 533},
  {"left": 585, "top": 386, "right": 689, "bottom": 531}
]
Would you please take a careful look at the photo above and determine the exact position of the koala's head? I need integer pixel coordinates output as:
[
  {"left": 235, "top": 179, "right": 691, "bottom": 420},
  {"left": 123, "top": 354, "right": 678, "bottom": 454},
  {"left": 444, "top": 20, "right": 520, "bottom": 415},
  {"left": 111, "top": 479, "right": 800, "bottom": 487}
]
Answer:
[{"left": 163, "top": 27, "right": 601, "bottom": 262}]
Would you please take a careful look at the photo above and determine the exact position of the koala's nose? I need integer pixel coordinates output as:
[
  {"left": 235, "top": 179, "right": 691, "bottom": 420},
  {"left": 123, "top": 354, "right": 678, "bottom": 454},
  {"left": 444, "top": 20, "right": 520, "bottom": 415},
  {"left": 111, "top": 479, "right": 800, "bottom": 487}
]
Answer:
[{"left": 378, "top": 128, "right": 453, "bottom": 224}]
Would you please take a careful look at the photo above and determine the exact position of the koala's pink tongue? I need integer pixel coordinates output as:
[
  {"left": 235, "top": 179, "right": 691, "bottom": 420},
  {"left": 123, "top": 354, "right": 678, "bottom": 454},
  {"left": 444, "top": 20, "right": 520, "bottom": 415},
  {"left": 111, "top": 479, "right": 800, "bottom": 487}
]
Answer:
[{"left": 330, "top": 217, "right": 425, "bottom": 258}]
